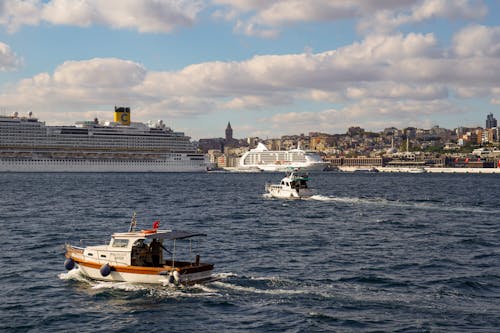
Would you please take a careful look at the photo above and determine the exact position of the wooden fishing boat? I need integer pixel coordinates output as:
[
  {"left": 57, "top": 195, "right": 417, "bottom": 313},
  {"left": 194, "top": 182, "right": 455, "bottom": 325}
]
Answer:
[{"left": 64, "top": 214, "right": 214, "bottom": 285}]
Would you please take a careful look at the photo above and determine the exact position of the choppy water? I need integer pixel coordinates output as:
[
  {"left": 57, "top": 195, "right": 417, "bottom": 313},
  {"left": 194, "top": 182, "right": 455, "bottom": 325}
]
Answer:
[{"left": 1, "top": 172, "right": 499, "bottom": 332}]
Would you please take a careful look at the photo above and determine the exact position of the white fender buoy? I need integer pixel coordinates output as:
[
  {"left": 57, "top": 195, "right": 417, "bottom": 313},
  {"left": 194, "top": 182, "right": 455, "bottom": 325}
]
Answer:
[
  {"left": 100, "top": 263, "right": 111, "bottom": 277},
  {"left": 64, "top": 258, "right": 75, "bottom": 270}
]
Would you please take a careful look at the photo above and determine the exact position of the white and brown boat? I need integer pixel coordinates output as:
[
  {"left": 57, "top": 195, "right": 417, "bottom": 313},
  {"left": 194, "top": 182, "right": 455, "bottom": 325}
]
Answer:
[{"left": 64, "top": 214, "right": 214, "bottom": 286}]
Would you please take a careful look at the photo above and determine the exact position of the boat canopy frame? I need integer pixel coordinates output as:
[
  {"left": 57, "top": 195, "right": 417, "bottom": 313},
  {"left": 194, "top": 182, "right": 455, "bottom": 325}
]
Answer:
[{"left": 143, "top": 230, "right": 207, "bottom": 240}]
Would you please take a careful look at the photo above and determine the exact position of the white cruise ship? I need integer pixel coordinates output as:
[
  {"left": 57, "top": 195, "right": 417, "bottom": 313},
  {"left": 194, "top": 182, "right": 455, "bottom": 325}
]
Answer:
[
  {"left": 238, "top": 142, "right": 328, "bottom": 172},
  {"left": 0, "top": 107, "right": 208, "bottom": 172}
]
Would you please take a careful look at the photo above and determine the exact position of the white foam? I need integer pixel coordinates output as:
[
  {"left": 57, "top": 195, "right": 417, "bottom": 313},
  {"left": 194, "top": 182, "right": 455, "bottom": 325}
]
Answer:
[
  {"left": 213, "top": 272, "right": 238, "bottom": 279},
  {"left": 308, "top": 195, "right": 499, "bottom": 214},
  {"left": 308, "top": 195, "right": 333, "bottom": 201},
  {"left": 91, "top": 281, "right": 146, "bottom": 292},
  {"left": 192, "top": 283, "right": 219, "bottom": 294},
  {"left": 212, "top": 280, "right": 307, "bottom": 296},
  {"left": 60, "top": 268, "right": 220, "bottom": 297},
  {"left": 58, "top": 268, "right": 89, "bottom": 283}
]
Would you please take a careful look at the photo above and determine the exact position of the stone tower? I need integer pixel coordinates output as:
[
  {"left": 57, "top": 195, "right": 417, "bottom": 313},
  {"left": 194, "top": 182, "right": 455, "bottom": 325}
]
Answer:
[{"left": 225, "top": 122, "right": 233, "bottom": 142}]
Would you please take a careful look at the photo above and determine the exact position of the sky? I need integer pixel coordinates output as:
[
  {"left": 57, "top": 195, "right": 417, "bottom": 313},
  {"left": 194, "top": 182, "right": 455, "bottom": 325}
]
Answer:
[{"left": 0, "top": 0, "right": 499, "bottom": 140}]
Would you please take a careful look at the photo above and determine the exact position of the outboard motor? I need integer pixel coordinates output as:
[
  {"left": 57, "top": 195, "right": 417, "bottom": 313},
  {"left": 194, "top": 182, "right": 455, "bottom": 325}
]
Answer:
[{"left": 168, "top": 271, "right": 180, "bottom": 285}]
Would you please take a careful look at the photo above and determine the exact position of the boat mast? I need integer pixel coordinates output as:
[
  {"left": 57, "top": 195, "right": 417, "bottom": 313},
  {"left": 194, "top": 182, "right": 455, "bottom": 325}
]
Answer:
[
  {"left": 172, "top": 240, "right": 176, "bottom": 270},
  {"left": 128, "top": 212, "right": 137, "bottom": 232}
]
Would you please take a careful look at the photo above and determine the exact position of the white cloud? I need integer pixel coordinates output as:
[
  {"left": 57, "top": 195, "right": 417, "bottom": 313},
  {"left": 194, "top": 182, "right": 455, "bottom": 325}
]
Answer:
[
  {"left": 1, "top": 28, "right": 498, "bottom": 133},
  {"left": 345, "top": 83, "right": 448, "bottom": 100},
  {"left": 336, "top": 33, "right": 439, "bottom": 63},
  {"left": 213, "top": 0, "right": 487, "bottom": 38},
  {"left": 453, "top": 25, "right": 500, "bottom": 57},
  {"left": 267, "top": 98, "right": 463, "bottom": 135},
  {"left": 2, "top": 58, "right": 147, "bottom": 107},
  {"left": 53, "top": 58, "right": 146, "bottom": 88},
  {"left": 1, "top": 0, "right": 204, "bottom": 33},
  {"left": 148, "top": 98, "right": 219, "bottom": 117},
  {"left": 253, "top": 1, "right": 358, "bottom": 26},
  {"left": 0, "top": 0, "right": 490, "bottom": 38},
  {"left": 212, "top": 1, "right": 403, "bottom": 25},
  {"left": 454, "top": 86, "right": 490, "bottom": 98},
  {"left": 233, "top": 19, "right": 279, "bottom": 38},
  {"left": 491, "top": 87, "right": 500, "bottom": 105},
  {"left": 358, "top": 0, "right": 487, "bottom": 34},
  {"left": 0, "top": 0, "right": 41, "bottom": 33},
  {"left": 411, "top": 0, "right": 486, "bottom": 21},
  {"left": 222, "top": 94, "right": 292, "bottom": 109},
  {"left": 0, "top": 41, "right": 22, "bottom": 71},
  {"left": 41, "top": 0, "right": 96, "bottom": 28}
]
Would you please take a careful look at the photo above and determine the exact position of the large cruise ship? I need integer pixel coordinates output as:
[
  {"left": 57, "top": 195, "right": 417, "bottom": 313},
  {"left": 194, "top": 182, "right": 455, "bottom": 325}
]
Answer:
[
  {"left": 0, "top": 107, "right": 208, "bottom": 172},
  {"left": 238, "top": 142, "right": 328, "bottom": 172}
]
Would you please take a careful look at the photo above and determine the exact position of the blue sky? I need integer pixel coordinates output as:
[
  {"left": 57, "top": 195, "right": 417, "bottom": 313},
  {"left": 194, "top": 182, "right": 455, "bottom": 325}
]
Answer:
[{"left": 1, "top": 0, "right": 499, "bottom": 139}]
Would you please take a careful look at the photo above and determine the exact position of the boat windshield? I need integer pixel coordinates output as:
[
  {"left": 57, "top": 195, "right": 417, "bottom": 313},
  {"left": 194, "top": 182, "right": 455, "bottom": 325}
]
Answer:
[{"left": 111, "top": 238, "right": 129, "bottom": 248}]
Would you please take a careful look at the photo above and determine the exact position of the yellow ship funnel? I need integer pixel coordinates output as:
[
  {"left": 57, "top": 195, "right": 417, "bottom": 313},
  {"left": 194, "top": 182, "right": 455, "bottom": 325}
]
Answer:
[{"left": 114, "top": 106, "right": 131, "bottom": 125}]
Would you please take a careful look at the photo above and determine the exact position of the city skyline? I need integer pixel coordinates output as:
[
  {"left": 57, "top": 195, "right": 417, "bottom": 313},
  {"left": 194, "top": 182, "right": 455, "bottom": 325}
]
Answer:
[
  {"left": 218, "top": 112, "right": 497, "bottom": 141},
  {"left": 1, "top": 0, "right": 499, "bottom": 140}
]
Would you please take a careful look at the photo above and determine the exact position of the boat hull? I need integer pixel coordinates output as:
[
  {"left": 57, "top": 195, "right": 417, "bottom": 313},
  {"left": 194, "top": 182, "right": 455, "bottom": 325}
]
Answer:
[
  {"left": 71, "top": 259, "right": 214, "bottom": 285},
  {"left": 266, "top": 186, "right": 314, "bottom": 199}
]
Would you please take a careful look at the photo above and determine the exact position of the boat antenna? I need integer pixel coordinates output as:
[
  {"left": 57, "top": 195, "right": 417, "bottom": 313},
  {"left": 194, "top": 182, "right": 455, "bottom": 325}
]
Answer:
[{"left": 129, "top": 212, "right": 137, "bottom": 232}]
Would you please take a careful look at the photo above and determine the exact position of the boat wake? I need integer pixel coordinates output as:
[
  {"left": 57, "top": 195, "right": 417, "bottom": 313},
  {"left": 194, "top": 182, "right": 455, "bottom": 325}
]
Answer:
[
  {"left": 209, "top": 274, "right": 316, "bottom": 297},
  {"left": 306, "top": 195, "right": 498, "bottom": 214},
  {"left": 212, "top": 281, "right": 307, "bottom": 296},
  {"left": 60, "top": 269, "right": 316, "bottom": 298}
]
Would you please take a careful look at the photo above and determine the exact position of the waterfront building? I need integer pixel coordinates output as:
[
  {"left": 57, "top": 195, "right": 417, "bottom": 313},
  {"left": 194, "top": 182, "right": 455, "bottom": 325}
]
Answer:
[
  {"left": 486, "top": 113, "right": 497, "bottom": 129},
  {"left": 342, "top": 157, "right": 383, "bottom": 167},
  {"left": 199, "top": 138, "right": 225, "bottom": 153}
]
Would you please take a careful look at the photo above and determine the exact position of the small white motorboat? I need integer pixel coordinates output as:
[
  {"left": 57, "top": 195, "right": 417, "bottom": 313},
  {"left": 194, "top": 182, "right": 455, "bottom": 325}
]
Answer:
[
  {"left": 64, "top": 213, "right": 214, "bottom": 286},
  {"left": 265, "top": 169, "right": 314, "bottom": 199}
]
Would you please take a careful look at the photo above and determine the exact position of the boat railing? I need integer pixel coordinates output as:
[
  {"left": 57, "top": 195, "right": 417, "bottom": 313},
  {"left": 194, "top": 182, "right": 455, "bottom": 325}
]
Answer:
[
  {"left": 65, "top": 243, "right": 84, "bottom": 253},
  {"left": 266, "top": 183, "right": 282, "bottom": 190},
  {"left": 77, "top": 238, "right": 108, "bottom": 247}
]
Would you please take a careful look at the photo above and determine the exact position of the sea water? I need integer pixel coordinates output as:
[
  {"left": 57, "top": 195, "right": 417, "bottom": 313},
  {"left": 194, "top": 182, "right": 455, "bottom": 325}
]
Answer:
[{"left": 0, "top": 172, "right": 499, "bottom": 332}]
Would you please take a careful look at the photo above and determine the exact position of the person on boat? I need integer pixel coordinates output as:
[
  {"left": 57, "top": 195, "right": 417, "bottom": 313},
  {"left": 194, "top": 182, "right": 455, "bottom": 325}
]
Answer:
[
  {"left": 150, "top": 239, "right": 162, "bottom": 267},
  {"left": 132, "top": 239, "right": 149, "bottom": 266}
]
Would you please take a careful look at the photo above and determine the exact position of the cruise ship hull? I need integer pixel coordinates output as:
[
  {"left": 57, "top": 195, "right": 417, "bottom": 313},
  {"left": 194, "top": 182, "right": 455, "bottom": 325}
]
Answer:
[
  {"left": 0, "top": 157, "right": 207, "bottom": 172},
  {"left": 255, "top": 162, "right": 327, "bottom": 172}
]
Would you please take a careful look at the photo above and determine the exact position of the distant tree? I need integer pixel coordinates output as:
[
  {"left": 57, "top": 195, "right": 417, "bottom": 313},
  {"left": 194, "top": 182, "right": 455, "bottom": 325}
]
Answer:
[
  {"left": 458, "top": 142, "right": 474, "bottom": 153},
  {"left": 423, "top": 145, "right": 445, "bottom": 154}
]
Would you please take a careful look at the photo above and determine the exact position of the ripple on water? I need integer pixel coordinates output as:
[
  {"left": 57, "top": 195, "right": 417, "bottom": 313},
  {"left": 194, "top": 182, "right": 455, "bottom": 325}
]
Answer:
[{"left": 1, "top": 172, "right": 499, "bottom": 332}]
